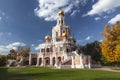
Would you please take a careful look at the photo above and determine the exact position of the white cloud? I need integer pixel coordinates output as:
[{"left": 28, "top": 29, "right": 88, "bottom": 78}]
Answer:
[
  {"left": 6, "top": 42, "right": 26, "bottom": 49},
  {"left": 108, "top": 14, "right": 120, "bottom": 24},
  {"left": 85, "top": 36, "right": 93, "bottom": 41},
  {"left": 34, "top": 0, "right": 88, "bottom": 21},
  {"left": 86, "top": 0, "right": 120, "bottom": 16},
  {"left": 94, "top": 17, "right": 100, "bottom": 21},
  {"left": 99, "top": 39, "right": 103, "bottom": 42},
  {"left": 70, "top": 10, "right": 80, "bottom": 16},
  {"left": 35, "top": 44, "right": 40, "bottom": 50},
  {"left": 0, "top": 42, "right": 26, "bottom": 55},
  {"left": 103, "top": 16, "right": 108, "bottom": 19}
]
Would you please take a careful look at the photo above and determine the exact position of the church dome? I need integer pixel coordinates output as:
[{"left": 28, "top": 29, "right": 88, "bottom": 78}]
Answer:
[
  {"left": 45, "top": 35, "right": 51, "bottom": 42},
  {"left": 62, "top": 33, "right": 67, "bottom": 38},
  {"left": 59, "top": 10, "right": 64, "bottom": 16}
]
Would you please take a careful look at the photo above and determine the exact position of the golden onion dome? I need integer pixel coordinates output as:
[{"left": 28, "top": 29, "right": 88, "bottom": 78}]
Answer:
[
  {"left": 62, "top": 33, "right": 67, "bottom": 38},
  {"left": 45, "top": 35, "right": 51, "bottom": 41},
  {"left": 59, "top": 10, "right": 64, "bottom": 16}
]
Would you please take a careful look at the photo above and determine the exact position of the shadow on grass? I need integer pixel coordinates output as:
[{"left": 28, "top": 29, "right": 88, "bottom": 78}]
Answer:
[
  {"left": 0, "top": 67, "right": 54, "bottom": 80},
  {"left": 0, "top": 67, "right": 9, "bottom": 80}
]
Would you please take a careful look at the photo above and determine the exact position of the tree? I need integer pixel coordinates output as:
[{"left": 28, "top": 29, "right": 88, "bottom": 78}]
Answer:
[
  {"left": 7, "top": 46, "right": 30, "bottom": 60},
  {"left": 100, "top": 22, "right": 120, "bottom": 66},
  {"left": 78, "top": 41, "right": 101, "bottom": 62},
  {"left": 17, "top": 46, "right": 30, "bottom": 57},
  {"left": 0, "top": 55, "right": 7, "bottom": 66},
  {"left": 7, "top": 49, "right": 17, "bottom": 59}
]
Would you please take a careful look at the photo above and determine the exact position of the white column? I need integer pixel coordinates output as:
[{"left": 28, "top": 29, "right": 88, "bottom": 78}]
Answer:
[
  {"left": 29, "top": 53, "right": 31, "bottom": 66},
  {"left": 63, "top": 44, "right": 67, "bottom": 60},
  {"left": 50, "top": 53, "right": 52, "bottom": 66},
  {"left": 71, "top": 56, "right": 75, "bottom": 68},
  {"left": 80, "top": 54, "right": 84, "bottom": 68},
  {"left": 41, "top": 54, "right": 44, "bottom": 66},
  {"left": 54, "top": 45, "right": 58, "bottom": 67},
  {"left": 54, "top": 52, "right": 57, "bottom": 67},
  {"left": 36, "top": 54, "right": 39, "bottom": 67},
  {"left": 88, "top": 56, "right": 91, "bottom": 69}
]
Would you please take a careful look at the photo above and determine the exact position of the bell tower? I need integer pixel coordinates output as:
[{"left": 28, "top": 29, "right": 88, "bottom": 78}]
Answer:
[
  {"left": 57, "top": 10, "right": 65, "bottom": 26},
  {"left": 52, "top": 10, "right": 71, "bottom": 42}
]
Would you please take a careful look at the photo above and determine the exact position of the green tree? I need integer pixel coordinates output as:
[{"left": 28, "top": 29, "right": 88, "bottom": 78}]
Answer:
[
  {"left": 7, "top": 46, "right": 30, "bottom": 60},
  {"left": 100, "top": 22, "right": 120, "bottom": 66},
  {"left": 17, "top": 46, "right": 30, "bottom": 57},
  {"left": 0, "top": 55, "right": 7, "bottom": 66},
  {"left": 78, "top": 41, "right": 101, "bottom": 62},
  {"left": 7, "top": 49, "right": 17, "bottom": 59}
]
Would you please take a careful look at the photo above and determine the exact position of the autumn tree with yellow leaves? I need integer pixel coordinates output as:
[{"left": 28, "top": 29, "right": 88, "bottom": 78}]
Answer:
[{"left": 100, "top": 21, "right": 120, "bottom": 66}]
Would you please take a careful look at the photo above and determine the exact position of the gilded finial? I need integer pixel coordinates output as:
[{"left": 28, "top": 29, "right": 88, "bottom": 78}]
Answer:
[
  {"left": 45, "top": 35, "right": 51, "bottom": 42},
  {"left": 59, "top": 10, "right": 64, "bottom": 16}
]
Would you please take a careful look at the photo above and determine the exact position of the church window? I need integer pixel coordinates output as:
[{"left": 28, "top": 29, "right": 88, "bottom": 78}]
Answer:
[
  {"left": 61, "top": 20, "right": 63, "bottom": 24},
  {"left": 66, "top": 48, "right": 69, "bottom": 52},
  {"left": 59, "top": 20, "right": 60, "bottom": 24},
  {"left": 46, "top": 48, "right": 50, "bottom": 52},
  {"left": 41, "top": 49, "right": 45, "bottom": 53},
  {"left": 60, "top": 47, "right": 63, "bottom": 51},
  {"left": 56, "top": 32, "right": 58, "bottom": 37},
  {"left": 50, "top": 46, "right": 53, "bottom": 52}
]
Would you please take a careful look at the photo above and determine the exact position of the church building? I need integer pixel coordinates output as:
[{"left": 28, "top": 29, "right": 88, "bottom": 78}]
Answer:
[{"left": 36, "top": 10, "right": 91, "bottom": 68}]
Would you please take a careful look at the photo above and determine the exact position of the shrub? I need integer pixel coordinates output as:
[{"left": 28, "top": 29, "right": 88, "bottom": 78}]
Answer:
[{"left": 0, "top": 55, "right": 7, "bottom": 66}]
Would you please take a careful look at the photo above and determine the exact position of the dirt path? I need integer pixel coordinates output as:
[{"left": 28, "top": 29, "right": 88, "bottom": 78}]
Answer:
[{"left": 92, "top": 67, "right": 120, "bottom": 72}]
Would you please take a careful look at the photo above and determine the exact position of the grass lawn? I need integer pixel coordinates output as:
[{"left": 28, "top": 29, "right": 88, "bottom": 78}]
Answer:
[{"left": 0, "top": 67, "right": 120, "bottom": 80}]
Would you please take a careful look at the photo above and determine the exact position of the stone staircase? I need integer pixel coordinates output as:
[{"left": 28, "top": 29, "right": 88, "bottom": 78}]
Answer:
[{"left": 62, "top": 57, "right": 72, "bottom": 65}]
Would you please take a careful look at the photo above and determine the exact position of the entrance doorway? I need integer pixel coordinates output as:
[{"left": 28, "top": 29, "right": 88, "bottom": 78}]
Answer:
[
  {"left": 45, "top": 57, "right": 50, "bottom": 66},
  {"left": 57, "top": 57, "right": 61, "bottom": 65},
  {"left": 39, "top": 58, "right": 42, "bottom": 65}
]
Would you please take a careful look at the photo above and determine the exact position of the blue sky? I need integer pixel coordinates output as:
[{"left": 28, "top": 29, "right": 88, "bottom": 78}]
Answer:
[{"left": 0, "top": 0, "right": 120, "bottom": 54}]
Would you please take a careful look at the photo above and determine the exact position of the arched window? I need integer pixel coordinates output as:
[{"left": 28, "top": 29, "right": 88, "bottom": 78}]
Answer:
[
  {"left": 60, "top": 47, "right": 63, "bottom": 51},
  {"left": 66, "top": 48, "right": 69, "bottom": 52},
  {"left": 46, "top": 48, "right": 50, "bottom": 52},
  {"left": 56, "top": 32, "right": 58, "bottom": 37},
  {"left": 61, "top": 20, "right": 63, "bottom": 24},
  {"left": 41, "top": 48, "right": 45, "bottom": 53}
]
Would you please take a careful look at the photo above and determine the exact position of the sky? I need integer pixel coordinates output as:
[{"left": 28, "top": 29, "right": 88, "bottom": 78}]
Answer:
[{"left": 0, "top": 0, "right": 120, "bottom": 54}]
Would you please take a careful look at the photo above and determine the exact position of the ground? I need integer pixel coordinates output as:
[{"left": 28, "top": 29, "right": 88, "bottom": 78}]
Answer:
[{"left": 0, "top": 66, "right": 120, "bottom": 80}]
